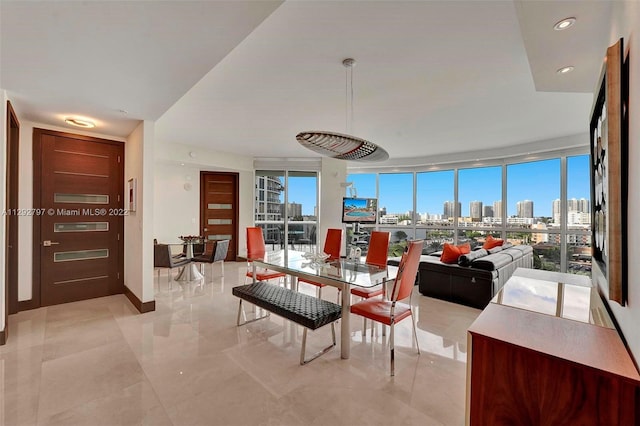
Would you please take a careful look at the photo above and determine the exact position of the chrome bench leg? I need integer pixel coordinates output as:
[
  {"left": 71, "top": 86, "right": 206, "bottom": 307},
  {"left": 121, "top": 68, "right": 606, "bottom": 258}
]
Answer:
[
  {"left": 236, "top": 299, "right": 270, "bottom": 326},
  {"left": 300, "top": 322, "right": 337, "bottom": 365}
]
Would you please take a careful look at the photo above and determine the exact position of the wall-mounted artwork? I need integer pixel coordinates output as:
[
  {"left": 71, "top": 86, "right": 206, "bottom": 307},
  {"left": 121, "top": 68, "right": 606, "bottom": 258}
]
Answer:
[
  {"left": 128, "top": 178, "right": 137, "bottom": 212},
  {"left": 590, "top": 38, "right": 628, "bottom": 305}
]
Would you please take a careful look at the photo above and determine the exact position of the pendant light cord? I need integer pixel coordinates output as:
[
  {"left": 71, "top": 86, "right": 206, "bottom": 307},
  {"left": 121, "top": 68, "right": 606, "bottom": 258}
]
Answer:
[{"left": 344, "top": 59, "right": 355, "bottom": 134}]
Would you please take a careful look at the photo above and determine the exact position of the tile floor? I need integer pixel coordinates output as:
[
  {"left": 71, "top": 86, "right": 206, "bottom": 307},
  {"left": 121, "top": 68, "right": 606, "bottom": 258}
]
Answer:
[{"left": 1, "top": 262, "right": 481, "bottom": 426}]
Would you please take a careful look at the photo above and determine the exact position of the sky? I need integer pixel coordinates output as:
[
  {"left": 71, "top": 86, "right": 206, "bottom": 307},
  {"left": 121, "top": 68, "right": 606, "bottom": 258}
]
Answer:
[
  {"left": 285, "top": 175, "right": 317, "bottom": 216},
  {"left": 283, "top": 154, "right": 590, "bottom": 218},
  {"left": 344, "top": 155, "right": 591, "bottom": 218}
]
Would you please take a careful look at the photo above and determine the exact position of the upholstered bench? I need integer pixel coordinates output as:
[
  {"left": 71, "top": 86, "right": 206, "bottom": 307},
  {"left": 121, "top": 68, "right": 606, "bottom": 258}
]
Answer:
[{"left": 232, "top": 281, "right": 342, "bottom": 364}]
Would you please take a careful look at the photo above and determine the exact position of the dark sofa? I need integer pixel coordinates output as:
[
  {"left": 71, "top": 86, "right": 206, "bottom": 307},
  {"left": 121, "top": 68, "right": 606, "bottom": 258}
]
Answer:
[{"left": 412, "top": 244, "right": 533, "bottom": 309}]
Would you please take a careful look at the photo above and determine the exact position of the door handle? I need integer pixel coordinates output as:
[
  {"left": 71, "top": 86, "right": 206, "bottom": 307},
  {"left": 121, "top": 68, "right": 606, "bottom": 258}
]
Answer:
[{"left": 43, "top": 240, "right": 60, "bottom": 246}]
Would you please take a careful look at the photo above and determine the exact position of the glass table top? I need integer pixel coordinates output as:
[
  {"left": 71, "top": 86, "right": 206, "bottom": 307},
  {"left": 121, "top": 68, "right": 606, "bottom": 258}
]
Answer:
[
  {"left": 254, "top": 250, "right": 396, "bottom": 288},
  {"left": 492, "top": 270, "right": 614, "bottom": 329}
]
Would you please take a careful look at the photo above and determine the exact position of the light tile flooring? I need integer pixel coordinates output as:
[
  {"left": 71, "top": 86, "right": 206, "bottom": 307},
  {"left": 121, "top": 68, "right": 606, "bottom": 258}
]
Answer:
[{"left": 1, "top": 262, "right": 481, "bottom": 426}]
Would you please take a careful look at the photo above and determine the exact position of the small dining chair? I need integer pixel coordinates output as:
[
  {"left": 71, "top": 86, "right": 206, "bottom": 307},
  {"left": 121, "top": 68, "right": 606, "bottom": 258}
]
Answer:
[
  {"left": 193, "top": 239, "right": 229, "bottom": 280},
  {"left": 349, "top": 231, "right": 390, "bottom": 335},
  {"left": 351, "top": 230, "right": 390, "bottom": 297},
  {"left": 153, "top": 243, "right": 191, "bottom": 288},
  {"left": 298, "top": 228, "right": 342, "bottom": 298},
  {"left": 245, "top": 227, "right": 286, "bottom": 284},
  {"left": 350, "top": 239, "right": 423, "bottom": 376}
]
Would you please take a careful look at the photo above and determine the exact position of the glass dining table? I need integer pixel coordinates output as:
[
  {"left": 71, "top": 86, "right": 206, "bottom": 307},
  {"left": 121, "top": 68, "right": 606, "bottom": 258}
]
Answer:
[{"left": 251, "top": 250, "right": 397, "bottom": 359}]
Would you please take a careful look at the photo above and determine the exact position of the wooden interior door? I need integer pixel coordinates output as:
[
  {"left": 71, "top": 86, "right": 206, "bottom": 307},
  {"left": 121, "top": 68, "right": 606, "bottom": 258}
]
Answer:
[
  {"left": 34, "top": 129, "right": 124, "bottom": 306},
  {"left": 200, "top": 172, "right": 238, "bottom": 261}
]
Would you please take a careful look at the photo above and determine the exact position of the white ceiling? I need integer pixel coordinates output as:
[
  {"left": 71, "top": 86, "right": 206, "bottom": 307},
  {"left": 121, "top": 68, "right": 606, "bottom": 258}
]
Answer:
[{"left": 1, "top": 1, "right": 614, "bottom": 164}]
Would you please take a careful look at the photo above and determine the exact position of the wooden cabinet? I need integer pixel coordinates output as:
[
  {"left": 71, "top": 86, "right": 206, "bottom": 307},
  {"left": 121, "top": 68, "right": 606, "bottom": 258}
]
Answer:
[{"left": 466, "top": 269, "right": 640, "bottom": 425}]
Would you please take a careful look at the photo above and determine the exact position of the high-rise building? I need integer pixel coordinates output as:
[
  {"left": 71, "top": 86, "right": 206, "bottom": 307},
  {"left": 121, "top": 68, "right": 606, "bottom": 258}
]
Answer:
[
  {"left": 255, "top": 175, "right": 284, "bottom": 242},
  {"left": 554, "top": 198, "right": 591, "bottom": 224},
  {"left": 443, "top": 201, "right": 460, "bottom": 218},
  {"left": 552, "top": 199, "right": 561, "bottom": 224},
  {"left": 517, "top": 200, "right": 534, "bottom": 218},
  {"left": 567, "top": 198, "right": 579, "bottom": 212},
  {"left": 578, "top": 198, "right": 590, "bottom": 213},
  {"left": 493, "top": 201, "right": 502, "bottom": 218},
  {"left": 483, "top": 205, "right": 494, "bottom": 217},
  {"left": 255, "top": 175, "right": 283, "bottom": 221},
  {"left": 470, "top": 201, "right": 483, "bottom": 221},
  {"left": 282, "top": 202, "right": 302, "bottom": 218}
]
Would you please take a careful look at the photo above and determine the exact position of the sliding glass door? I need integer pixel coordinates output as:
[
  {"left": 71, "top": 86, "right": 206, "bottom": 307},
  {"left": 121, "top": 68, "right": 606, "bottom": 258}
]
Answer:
[{"left": 255, "top": 170, "right": 318, "bottom": 254}]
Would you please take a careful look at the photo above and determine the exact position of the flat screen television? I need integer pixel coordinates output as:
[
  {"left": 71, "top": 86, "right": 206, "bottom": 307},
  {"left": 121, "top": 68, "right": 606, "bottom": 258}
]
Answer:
[{"left": 342, "top": 197, "right": 378, "bottom": 224}]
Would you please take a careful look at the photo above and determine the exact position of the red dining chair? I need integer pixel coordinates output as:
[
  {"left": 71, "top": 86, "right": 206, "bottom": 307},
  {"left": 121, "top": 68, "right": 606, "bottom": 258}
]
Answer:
[
  {"left": 350, "top": 231, "right": 390, "bottom": 336},
  {"left": 245, "top": 227, "right": 286, "bottom": 284},
  {"left": 298, "top": 229, "right": 342, "bottom": 299},
  {"left": 351, "top": 230, "right": 390, "bottom": 298},
  {"left": 350, "top": 239, "right": 423, "bottom": 376}
]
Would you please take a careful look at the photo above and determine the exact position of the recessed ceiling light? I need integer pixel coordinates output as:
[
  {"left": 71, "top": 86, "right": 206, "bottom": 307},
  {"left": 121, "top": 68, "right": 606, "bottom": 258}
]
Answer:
[
  {"left": 64, "top": 117, "right": 96, "bottom": 128},
  {"left": 557, "top": 66, "right": 575, "bottom": 74},
  {"left": 553, "top": 17, "right": 576, "bottom": 31}
]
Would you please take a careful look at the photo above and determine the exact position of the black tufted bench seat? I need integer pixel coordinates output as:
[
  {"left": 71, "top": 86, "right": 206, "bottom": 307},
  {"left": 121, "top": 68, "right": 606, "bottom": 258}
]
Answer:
[{"left": 232, "top": 281, "right": 342, "bottom": 365}]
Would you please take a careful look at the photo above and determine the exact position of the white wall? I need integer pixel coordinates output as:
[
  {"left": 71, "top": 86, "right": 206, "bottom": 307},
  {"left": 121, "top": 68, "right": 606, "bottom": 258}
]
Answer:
[
  {"left": 320, "top": 158, "right": 347, "bottom": 255},
  {"left": 124, "top": 121, "right": 154, "bottom": 304},
  {"left": 597, "top": 0, "right": 640, "bottom": 364},
  {"left": 153, "top": 163, "right": 201, "bottom": 244},
  {"left": 0, "top": 90, "right": 8, "bottom": 334},
  {"left": 17, "top": 122, "right": 33, "bottom": 301},
  {"left": 154, "top": 141, "right": 254, "bottom": 258}
]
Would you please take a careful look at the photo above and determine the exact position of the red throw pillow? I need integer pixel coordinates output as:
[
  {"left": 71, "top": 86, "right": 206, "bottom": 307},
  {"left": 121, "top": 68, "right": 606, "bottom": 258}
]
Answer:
[
  {"left": 440, "top": 243, "right": 471, "bottom": 264},
  {"left": 483, "top": 235, "right": 504, "bottom": 250}
]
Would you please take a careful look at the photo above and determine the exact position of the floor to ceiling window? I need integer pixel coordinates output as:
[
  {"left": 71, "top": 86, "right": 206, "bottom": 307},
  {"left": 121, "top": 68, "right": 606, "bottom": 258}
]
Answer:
[
  {"left": 416, "top": 170, "right": 455, "bottom": 253},
  {"left": 254, "top": 170, "right": 318, "bottom": 254},
  {"left": 566, "top": 155, "right": 591, "bottom": 275},
  {"left": 506, "top": 159, "right": 561, "bottom": 271},
  {"left": 378, "top": 173, "right": 414, "bottom": 256},
  {"left": 346, "top": 149, "right": 591, "bottom": 274},
  {"left": 457, "top": 166, "right": 502, "bottom": 247}
]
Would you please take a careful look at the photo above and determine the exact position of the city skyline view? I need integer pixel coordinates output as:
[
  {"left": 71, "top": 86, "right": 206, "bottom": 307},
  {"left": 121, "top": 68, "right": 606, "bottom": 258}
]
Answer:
[
  {"left": 274, "top": 155, "right": 591, "bottom": 219},
  {"left": 346, "top": 156, "right": 590, "bottom": 218}
]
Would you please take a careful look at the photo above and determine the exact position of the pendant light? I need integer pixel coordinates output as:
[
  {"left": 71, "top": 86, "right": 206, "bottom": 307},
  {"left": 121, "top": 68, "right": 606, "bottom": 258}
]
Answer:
[{"left": 296, "top": 58, "right": 389, "bottom": 162}]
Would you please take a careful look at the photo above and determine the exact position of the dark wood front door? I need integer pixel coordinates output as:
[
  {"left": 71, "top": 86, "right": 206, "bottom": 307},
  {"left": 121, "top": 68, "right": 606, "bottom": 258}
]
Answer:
[
  {"left": 34, "top": 129, "right": 124, "bottom": 307},
  {"left": 200, "top": 172, "right": 238, "bottom": 261}
]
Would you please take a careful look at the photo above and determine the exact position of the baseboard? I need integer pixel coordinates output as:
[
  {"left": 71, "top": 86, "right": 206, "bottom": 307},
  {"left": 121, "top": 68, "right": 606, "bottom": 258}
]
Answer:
[
  {"left": 18, "top": 299, "right": 40, "bottom": 312},
  {"left": 0, "top": 327, "right": 6, "bottom": 345},
  {"left": 123, "top": 286, "right": 155, "bottom": 313}
]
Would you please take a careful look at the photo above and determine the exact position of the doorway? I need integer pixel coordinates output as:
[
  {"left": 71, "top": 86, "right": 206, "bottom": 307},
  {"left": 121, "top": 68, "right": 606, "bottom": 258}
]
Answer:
[
  {"left": 199, "top": 172, "right": 238, "bottom": 261},
  {"left": 33, "top": 129, "right": 124, "bottom": 306}
]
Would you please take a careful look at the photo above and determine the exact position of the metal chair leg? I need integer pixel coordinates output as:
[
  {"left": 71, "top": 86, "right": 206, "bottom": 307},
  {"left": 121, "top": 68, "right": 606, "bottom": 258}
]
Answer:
[
  {"left": 411, "top": 311, "right": 420, "bottom": 354},
  {"left": 390, "top": 321, "right": 395, "bottom": 376}
]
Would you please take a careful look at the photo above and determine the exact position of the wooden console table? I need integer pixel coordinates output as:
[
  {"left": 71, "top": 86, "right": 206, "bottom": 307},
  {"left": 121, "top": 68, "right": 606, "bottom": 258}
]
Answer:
[{"left": 466, "top": 268, "right": 640, "bottom": 425}]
